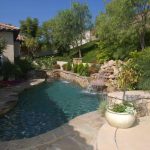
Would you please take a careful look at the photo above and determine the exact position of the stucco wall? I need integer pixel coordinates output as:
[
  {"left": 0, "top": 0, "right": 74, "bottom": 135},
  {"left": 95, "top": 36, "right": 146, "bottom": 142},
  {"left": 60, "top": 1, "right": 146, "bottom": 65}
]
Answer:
[{"left": 0, "top": 31, "right": 14, "bottom": 63}]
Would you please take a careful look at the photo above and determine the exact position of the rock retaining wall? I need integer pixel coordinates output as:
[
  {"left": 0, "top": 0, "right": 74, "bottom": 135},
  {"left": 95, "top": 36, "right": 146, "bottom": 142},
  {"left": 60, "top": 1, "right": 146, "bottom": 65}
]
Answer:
[
  {"left": 47, "top": 70, "right": 90, "bottom": 88},
  {"left": 108, "top": 91, "right": 150, "bottom": 117}
]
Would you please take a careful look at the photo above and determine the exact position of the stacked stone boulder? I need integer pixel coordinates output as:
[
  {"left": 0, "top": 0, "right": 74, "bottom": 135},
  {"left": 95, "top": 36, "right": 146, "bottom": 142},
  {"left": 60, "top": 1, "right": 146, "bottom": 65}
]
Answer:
[{"left": 91, "top": 60, "right": 123, "bottom": 92}]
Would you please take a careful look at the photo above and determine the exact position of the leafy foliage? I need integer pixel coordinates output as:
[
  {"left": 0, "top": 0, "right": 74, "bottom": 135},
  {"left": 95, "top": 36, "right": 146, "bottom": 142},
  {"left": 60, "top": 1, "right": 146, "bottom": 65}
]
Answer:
[
  {"left": 0, "top": 57, "right": 34, "bottom": 80},
  {"left": 62, "top": 62, "right": 72, "bottom": 71},
  {"left": 0, "top": 61, "right": 21, "bottom": 80},
  {"left": 72, "top": 64, "right": 78, "bottom": 73},
  {"left": 70, "top": 41, "right": 99, "bottom": 63},
  {"left": 0, "top": 38, "right": 6, "bottom": 54},
  {"left": 23, "top": 37, "right": 39, "bottom": 58},
  {"left": 76, "top": 63, "right": 90, "bottom": 76},
  {"left": 15, "top": 57, "right": 34, "bottom": 76},
  {"left": 111, "top": 102, "right": 135, "bottom": 114},
  {"left": 112, "top": 104, "right": 127, "bottom": 113},
  {"left": 34, "top": 56, "right": 54, "bottom": 69},
  {"left": 41, "top": 2, "right": 92, "bottom": 56},
  {"left": 20, "top": 17, "right": 39, "bottom": 38},
  {"left": 20, "top": 17, "right": 40, "bottom": 57},
  {"left": 130, "top": 48, "right": 150, "bottom": 90},
  {"left": 71, "top": 2, "right": 92, "bottom": 57},
  {"left": 96, "top": 0, "right": 150, "bottom": 60},
  {"left": 40, "top": 21, "right": 53, "bottom": 51},
  {"left": 117, "top": 60, "right": 139, "bottom": 90}
]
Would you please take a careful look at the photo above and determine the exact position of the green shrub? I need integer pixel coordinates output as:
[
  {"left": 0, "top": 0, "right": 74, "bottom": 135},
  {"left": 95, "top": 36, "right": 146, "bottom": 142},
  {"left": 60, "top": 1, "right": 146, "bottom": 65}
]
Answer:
[
  {"left": 96, "top": 50, "right": 111, "bottom": 64},
  {"left": 130, "top": 48, "right": 150, "bottom": 90},
  {"left": 0, "top": 61, "right": 22, "bottom": 80},
  {"left": 62, "top": 63, "right": 67, "bottom": 71},
  {"left": 82, "top": 63, "right": 90, "bottom": 76},
  {"left": 112, "top": 104, "right": 127, "bottom": 113},
  {"left": 72, "top": 64, "right": 78, "bottom": 73},
  {"left": 67, "top": 62, "right": 72, "bottom": 71},
  {"left": 111, "top": 102, "right": 136, "bottom": 114},
  {"left": 0, "top": 38, "right": 7, "bottom": 54},
  {"left": 35, "top": 56, "right": 53, "bottom": 69},
  {"left": 76, "top": 63, "right": 90, "bottom": 76},
  {"left": 117, "top": 60, "right": 139, "bottom": 90},
  {"left": 15, "top": 57, "right": 33, "bottom": 75},
  {"left": 77, "top": 63, "right": 84, "bottom": 75},
  {"left": 62, "top": 62, "right": 72, "bottom": 71}
]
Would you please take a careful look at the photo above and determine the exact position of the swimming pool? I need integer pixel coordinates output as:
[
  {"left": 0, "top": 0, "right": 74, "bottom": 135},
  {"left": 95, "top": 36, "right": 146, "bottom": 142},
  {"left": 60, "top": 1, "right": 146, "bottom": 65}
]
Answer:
[{"left": 0, "top": 80, "right": 99, "bottom": 141}]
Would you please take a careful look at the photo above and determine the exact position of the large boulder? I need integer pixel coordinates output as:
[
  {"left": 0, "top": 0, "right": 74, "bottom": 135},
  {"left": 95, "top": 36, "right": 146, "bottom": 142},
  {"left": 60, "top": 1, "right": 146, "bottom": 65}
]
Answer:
[{"left": 90, "top": 60, "right": 123, "bottom": 92}]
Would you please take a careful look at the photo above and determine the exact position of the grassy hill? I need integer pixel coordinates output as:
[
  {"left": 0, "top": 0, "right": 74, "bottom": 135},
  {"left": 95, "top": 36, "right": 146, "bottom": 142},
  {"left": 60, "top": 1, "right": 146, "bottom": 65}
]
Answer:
[{"left": 69, "top": 41, "right": 99, "bottom": 63}]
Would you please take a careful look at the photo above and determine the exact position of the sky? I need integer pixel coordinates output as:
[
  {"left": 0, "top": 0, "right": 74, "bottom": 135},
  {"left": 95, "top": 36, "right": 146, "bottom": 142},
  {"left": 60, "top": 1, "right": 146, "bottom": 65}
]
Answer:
[{"left": 0, "top": 0, "right": 107, "bottom": 27}]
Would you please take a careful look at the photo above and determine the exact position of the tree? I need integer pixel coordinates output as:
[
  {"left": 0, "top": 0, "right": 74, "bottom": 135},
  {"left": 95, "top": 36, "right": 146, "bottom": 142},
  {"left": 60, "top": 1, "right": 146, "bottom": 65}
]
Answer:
[
  {"left": 39, "top": 10, "right": 74, "bottom": 54},
  {"left": 23, "top": 37, "right": 39, "bottom": 58},
  {"left": 96, "top": 0, "right": 150, "bottom": 58},
  {"left": 40, "top": 21, "right": 53, "bottom": 51},
  {"left": 71, "top": 2, "right": 92, "bottom": 57},
  {"left": 43, "top": 2, "right": 92, "bottom": 57},
  {"left": 20, "top": 17, "right": 40, "bottom": 57},
  {"left": 131, "top": 0, "right": 150, "bottom": 50},
  {"left": 20, "top": 17, "right": 39, "bottom": 38}
]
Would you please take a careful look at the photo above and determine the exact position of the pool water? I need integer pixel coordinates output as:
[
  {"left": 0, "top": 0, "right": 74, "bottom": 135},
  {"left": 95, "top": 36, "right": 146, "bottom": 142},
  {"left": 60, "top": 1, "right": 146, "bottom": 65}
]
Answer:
[{"left": 0, "top": 80, "right": 99, "bottom": 141}]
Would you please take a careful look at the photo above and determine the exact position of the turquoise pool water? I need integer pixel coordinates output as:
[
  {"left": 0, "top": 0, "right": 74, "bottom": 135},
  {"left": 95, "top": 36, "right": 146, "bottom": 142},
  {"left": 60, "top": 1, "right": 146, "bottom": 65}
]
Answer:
[{"left": 0, "top": 80, "right": 99, "bottom": 141}]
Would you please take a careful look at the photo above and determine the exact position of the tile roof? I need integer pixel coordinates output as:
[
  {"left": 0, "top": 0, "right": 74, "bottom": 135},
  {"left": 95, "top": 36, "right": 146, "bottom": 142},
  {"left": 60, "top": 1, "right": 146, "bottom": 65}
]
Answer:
[{"left": 0, "top": 23, "right": 19, "bottom": 31}]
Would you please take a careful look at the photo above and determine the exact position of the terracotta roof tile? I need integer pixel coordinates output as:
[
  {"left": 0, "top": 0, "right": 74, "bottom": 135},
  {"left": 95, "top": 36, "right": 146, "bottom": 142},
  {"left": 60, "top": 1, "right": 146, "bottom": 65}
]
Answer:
[{"left": 0, "top": 23, "right": 19, "bottom": 31}]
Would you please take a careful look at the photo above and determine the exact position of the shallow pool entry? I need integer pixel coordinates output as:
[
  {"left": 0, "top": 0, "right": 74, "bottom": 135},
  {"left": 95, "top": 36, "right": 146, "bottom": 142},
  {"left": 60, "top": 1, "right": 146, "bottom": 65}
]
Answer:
[{"left": 0, "top": 80, "right": 99, "bottom": 141}]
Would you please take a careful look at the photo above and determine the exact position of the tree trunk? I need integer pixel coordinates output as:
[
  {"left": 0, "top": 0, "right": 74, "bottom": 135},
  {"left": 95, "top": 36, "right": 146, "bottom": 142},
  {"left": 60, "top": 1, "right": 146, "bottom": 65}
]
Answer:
[
  {"left": 78, "top": 48, "right": 82, "bottom": 58},
  {"left": 140, "top": 31, "right": 145, "bottom": 51},
  {"left": 123, "top": 89, "right": 126, "bottom": 101}
]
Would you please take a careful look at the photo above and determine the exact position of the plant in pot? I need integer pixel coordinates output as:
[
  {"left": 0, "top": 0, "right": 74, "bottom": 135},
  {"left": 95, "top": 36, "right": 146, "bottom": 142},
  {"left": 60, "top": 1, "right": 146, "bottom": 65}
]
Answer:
[{"left": 105, "top": 61, "right": 139, "bottom": 128}]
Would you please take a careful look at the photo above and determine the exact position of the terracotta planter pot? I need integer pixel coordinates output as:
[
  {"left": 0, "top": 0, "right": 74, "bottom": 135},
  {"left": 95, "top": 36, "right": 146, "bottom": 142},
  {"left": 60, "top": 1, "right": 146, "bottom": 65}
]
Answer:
[{"left": 105, "top": 108, "right": 136, "bottom": 128}]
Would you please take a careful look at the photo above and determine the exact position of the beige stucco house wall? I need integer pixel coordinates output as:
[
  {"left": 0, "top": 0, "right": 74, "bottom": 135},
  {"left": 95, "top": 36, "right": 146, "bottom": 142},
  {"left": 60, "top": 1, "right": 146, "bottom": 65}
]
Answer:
[
  {"left": 0, "top": 31, "right": 15, "bottom": 63},
  {"left": 0, "top": 23, "right": 21, "bottom": 63}
]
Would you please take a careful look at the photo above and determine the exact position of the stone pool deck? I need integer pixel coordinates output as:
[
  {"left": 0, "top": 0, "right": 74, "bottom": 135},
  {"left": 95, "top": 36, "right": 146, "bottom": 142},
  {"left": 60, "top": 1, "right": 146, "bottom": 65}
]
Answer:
[
  {"left": 0, "top": 111, "right": 105, "bottom": 150},
  {"left": 0, "top": 79, "right": 45, "bottom": 116},
  {"left": 95, "top": 116, "right": 150, "bottom": 150}
]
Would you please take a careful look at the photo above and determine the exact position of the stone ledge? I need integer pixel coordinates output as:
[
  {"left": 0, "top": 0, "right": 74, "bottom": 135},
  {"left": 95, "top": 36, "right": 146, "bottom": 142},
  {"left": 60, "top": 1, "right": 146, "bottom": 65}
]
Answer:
[
  {"left": 0, "top": 79, "right": 45, "bottom": 116},
  {"left": 108, "top": 91, "right": 150, "bottom": 100}
]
